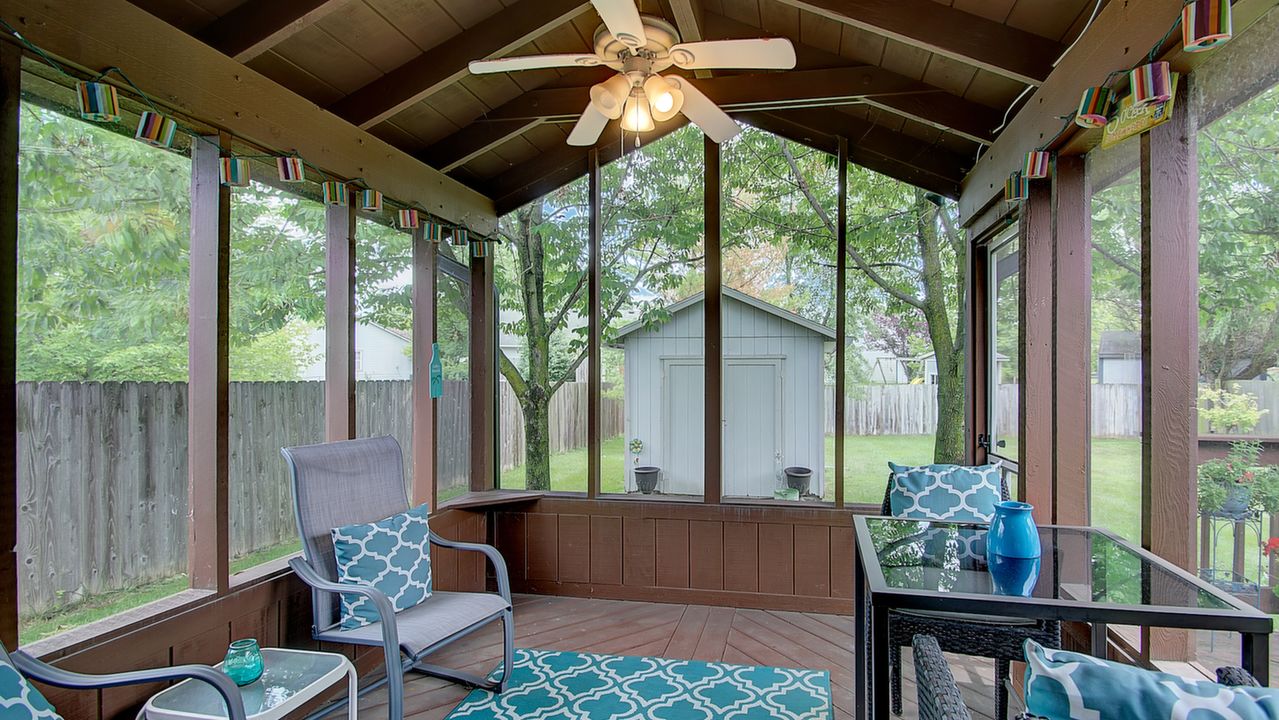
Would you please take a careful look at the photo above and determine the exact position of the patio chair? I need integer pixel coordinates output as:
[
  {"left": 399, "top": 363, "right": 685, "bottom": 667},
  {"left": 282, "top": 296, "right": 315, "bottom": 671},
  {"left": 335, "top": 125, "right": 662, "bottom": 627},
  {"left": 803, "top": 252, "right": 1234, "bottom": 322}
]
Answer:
[
  {"left": 911, "top": 634, "right": 1263, "bottom": 720},
  {"left": 2, "top": 641, "right": 247, "bottom": 720},
  {"left": 881, "top": 470, "right": 1060, "bottom": 719},
  {"left": 282, "top": 436, "right": 513, "bottom": 720}
]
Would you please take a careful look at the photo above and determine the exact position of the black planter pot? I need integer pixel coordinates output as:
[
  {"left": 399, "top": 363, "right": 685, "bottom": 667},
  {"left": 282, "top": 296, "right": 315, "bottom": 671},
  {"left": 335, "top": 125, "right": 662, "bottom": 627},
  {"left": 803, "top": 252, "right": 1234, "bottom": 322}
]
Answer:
[
  {"left": 634, "top": 466, "right": 661, "bottom": 494},
  {"left": 783, "top": 466, "right": 812, "bottom": 496}
]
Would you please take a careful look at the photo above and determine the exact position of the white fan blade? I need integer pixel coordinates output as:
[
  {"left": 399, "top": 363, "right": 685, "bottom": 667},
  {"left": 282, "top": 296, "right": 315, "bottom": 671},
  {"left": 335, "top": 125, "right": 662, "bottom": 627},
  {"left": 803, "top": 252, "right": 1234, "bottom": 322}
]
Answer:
[
  {"left": 665, "top": 76, "right": 741, "bottom": 144},
  {"left": 567, "top": 104, "right": 610, "bottom": 146},
  {"left": 669, "top": 39, "right": 796, "bottom": 70},
  {"left": 468, "top": 54, "right": 601, "bottom": 74},
  {"left": 592, "top": 0, "right": 647, "bottom": 48}
]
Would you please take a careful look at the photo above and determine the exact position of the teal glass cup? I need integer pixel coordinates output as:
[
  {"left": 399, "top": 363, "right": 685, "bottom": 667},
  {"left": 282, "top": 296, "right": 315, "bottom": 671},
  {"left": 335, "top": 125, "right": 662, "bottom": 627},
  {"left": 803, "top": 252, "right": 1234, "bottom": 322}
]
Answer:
[{"left": 223, "top": 639, "right": 264, "bottom": 686}]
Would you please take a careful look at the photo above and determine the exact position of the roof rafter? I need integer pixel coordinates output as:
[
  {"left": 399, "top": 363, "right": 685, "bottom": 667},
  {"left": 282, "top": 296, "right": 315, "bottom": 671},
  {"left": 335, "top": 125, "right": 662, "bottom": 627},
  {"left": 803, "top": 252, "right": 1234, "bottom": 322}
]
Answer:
[
  {"left": 770, "top": 0, "right": 1065, "bottom": 85},
  {"left": 198, "top": 0, "right": 346, "bottom": 62},
  {"left": 328, "top": 0, "right": 592, "bottom": 129}
]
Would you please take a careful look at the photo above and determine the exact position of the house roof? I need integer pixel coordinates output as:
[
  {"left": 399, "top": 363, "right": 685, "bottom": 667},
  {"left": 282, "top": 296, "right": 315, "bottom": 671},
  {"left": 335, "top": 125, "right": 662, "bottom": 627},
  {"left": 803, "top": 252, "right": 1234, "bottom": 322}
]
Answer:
[
  {"left": 1098, "top": 330, "right": 1140, "bottom": 358},
  {"left": 611, "top": 287, "right": 835, "bottom": 342}
]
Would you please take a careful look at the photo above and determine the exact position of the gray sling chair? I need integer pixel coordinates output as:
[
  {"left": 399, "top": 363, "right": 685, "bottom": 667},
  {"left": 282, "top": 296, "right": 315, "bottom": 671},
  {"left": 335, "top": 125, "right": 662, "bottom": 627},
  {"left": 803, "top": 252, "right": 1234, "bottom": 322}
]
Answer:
[
  {"left": 281, "top": 435, "right": 513, "bottom": 720},
  {"left": 2, "top": 641, "right": 247, "bottom": 720}
]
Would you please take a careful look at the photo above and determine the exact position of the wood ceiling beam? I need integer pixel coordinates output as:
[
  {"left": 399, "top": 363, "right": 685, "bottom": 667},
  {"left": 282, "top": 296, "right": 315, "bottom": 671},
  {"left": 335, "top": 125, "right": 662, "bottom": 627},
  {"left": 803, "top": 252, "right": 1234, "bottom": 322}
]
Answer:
[
  {"left": 478, "top": 67, "right": 937, "bottom": 122},
  {"left": 329, "top": 0, "right": 592, "bottom": 129},
  {"left": 422, "top": 118, "right": 545, "bottom": 172},
  {"left": 701, "top": 12, "right": 1000, "bottom": 145},
  {"left": 665, "top": 0, "right": 711, "bottom": 78},
  {"left": 487, "top": 118, "right": 691, "bottom": 215},
  {"left": 770, "top": 0, "right": 1064, "bottom": 85},
  {"left": 198, "top": 0, "right": 344, "bottom": 62},
  {"left": 737, "top": 109, "right": 966, "bottom": 198}
]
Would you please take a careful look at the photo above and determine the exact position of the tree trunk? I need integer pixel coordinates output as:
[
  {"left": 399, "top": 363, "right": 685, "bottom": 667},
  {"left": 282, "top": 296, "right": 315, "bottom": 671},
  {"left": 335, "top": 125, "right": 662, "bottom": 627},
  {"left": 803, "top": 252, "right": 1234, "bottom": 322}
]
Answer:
[
  {"left": 522, "top": 390, "right": 552, "bottom": 490},
  {"left": 933, "top": 346, "right": 966, "bottom": 464}
]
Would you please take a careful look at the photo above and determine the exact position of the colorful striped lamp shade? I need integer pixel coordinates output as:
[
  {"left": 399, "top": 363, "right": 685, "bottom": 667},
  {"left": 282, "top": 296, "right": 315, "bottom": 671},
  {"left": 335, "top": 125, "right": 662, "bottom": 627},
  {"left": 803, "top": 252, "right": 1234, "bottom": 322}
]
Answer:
[
  {"left": 425, "top": 221, "right": 444, "bottom": 243},
  {"left": 219, "top": 158, "right": 250, "bottom": 187},
  {"left": 359, "top": 189, "right": 383, "bottom": 212},
  {"left": 471, "top": 240, "right": 488, "bottom": 258},
  {"left": 1183, "top": 0, "right": 1232, "bottom": 52},
  {"left": 1130, "top": 61, "right": 1173, "bottom": 106},
  {"left": 398, "top": 209, "right": 420, "bottom": 229},
  {"left": 322, "top": 182, "right": 348, "bottom": 206},
  {"left": 1075, "top": 86, "right": 1112, "bottom": 128},
  {"left": 77, "top": 82, "right": 120, "bottom": 122},
  {"left": 135, "top": 111, "right": 178, "bottom": 148},
  {"left": 452, "top": 227, "right": 469, "bottom": 246},
  {"left": 277, "top": 157, "right": 305, "bottom": 182},
  {"left": 1005, "top": 172, "right": 1029, "bottom": 201},
  {"left": 1024, "top": 151, "right": 1051, "bottom": 180}
]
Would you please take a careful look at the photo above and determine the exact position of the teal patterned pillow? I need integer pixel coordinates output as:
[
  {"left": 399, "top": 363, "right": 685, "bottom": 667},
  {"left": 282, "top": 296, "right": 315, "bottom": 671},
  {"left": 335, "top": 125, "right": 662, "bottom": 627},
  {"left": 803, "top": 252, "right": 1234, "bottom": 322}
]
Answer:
[
  {"left": 887, "top": 461, "right": 1002, "bottom": 521},
  {"left": 1024, "top": 639, "right": 1279, "bottom": 720},
  {"left": 0, "top": 662, "right": 62, "bottom": 720},
  {"left": 331, "top": 503, "right": 433, "bottom": 630}
]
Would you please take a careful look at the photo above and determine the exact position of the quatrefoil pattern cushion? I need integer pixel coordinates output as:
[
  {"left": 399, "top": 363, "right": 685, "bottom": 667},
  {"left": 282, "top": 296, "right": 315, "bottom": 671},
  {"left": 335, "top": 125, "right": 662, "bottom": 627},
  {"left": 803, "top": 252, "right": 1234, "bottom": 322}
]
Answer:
[
  {"left": 0, "top": 662, "right": 62, "bottom": 720},
  {"left": 331, "top": 503, "right": 432, "bottom": 630},
  {"left": 887, "top": 461, "right": 1002, "bottom": 522}
]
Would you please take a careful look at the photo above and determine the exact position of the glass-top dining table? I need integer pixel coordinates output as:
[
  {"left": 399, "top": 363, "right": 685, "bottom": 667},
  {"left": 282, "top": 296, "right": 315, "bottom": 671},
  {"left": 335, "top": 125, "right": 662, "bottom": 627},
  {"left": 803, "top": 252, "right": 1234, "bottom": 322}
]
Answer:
[{"left": 852, "top": 516, "right": 1273, "bottom": 720}]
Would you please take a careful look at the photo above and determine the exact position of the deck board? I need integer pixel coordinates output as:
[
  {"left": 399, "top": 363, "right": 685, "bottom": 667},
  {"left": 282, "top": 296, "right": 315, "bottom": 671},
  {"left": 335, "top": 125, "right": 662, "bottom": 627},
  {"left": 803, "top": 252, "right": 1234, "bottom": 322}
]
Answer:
[{"left": 360, "top": 594, "right": 1003, "bottom": 720}]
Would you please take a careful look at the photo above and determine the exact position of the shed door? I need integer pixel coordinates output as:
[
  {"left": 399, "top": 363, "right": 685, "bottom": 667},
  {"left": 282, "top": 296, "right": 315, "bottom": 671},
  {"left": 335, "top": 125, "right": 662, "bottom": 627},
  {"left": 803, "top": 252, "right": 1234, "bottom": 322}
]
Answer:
[
  {"left": 723, "top": 360, "right": 782, "bottom": 497},
  {"left": 663, "top": 361, "right": 705, "bottom": 495}
]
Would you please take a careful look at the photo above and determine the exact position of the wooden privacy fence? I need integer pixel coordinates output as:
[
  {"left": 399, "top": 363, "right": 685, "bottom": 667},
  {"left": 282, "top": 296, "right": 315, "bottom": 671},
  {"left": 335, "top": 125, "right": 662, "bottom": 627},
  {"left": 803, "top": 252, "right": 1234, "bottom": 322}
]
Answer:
[{"left": 497, "top": 381, "right": 624, "bottom": 472}]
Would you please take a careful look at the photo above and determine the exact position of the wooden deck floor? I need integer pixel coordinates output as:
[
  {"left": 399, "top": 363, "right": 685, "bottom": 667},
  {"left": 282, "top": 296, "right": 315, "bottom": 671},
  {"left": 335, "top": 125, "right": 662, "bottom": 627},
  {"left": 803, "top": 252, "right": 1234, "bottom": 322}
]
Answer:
[{"left": 362, "top": 594, "right": 1001, "bottom": 720}]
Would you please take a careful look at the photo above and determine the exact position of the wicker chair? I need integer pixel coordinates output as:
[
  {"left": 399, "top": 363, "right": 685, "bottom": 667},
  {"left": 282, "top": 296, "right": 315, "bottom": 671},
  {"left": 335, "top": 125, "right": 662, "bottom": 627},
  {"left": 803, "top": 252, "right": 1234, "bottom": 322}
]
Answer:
[
  {"left": 882, "top": 471, "right": 1061, "bottom": 719},
  {"left": 911, "top": 634, "right": 1263, "bottom": 720}
]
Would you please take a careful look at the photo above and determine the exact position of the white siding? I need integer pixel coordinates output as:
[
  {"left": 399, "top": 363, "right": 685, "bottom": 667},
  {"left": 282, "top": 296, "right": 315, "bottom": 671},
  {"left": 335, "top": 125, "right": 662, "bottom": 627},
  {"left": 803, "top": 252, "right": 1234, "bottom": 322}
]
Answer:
[{"left": 621, "top": 295, "right": 828, "bottom": 498}]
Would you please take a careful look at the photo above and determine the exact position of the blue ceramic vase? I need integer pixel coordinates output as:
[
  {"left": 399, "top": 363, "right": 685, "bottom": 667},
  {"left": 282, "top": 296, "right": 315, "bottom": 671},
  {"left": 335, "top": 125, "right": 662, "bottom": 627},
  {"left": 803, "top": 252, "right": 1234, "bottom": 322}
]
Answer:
[
  {"left": 988, "top": 554, "right": 1041, "bottom": 596},
  {"left": 986, "top": 500, "right": 1041, "bottom": 559}
]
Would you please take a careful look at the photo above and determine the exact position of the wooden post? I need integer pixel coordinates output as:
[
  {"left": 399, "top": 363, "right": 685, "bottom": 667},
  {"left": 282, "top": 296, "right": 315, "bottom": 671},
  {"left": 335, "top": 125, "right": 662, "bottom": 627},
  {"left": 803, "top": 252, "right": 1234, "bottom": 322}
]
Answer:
[
  {"left": 187, "top": 133, "right": 231, "bottom": 593},
  {"left": 470, "top": 250, "right": 496, "bottom": 491},
  {"left": 1019, "top": 181, "right": 1053, "bottom": 522},
  {"left": 1052, "top": 155, "right": 1091, "bottom": 525},
  {"left": 835, "top": 136, "right": 848, "bottom": 508},
  {"left": 0, "top": 41, "right": 21, "bottom": 646},
  {"left": 325, "top": 198, "right": 356, "bottom": 441},
  {"left": 587, "top": 149, "right": 602, "bottom": 499},
  {"left": 1141, "top": 80, "right": 1197, "bottom": 661},
  {"left": 966, "top": 236, "right": 990, "bottom": 467},
  {"left": 704, "top": 136, "right": 722, "bottom": 505},
  {"left": 411, "top": 225, "right": 436, "bottom": 507}
]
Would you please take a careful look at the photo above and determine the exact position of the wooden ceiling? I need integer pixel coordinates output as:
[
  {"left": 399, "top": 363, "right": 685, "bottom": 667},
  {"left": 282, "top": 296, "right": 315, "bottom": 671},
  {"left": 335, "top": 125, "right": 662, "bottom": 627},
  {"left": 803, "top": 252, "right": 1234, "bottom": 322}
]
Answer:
[{"left": 128, "top": 0, "right": 1100, "bottom": 212}]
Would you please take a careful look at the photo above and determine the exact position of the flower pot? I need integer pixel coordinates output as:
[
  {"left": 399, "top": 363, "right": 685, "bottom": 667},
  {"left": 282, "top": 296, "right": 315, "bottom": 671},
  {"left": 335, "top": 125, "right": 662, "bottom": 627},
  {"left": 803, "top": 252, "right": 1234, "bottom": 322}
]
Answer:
[
  {"left": 987, "top": 501, "right": 1041, "bottom": 559},
  {"left": 783, "top": 466, "right": 812, "bottom": 495},
  {"left": 1219, "top": 484, "right": 1252, "bottom": 518},
  {"left": 633, "top": 466, "right": 661, "bottom": 494}
]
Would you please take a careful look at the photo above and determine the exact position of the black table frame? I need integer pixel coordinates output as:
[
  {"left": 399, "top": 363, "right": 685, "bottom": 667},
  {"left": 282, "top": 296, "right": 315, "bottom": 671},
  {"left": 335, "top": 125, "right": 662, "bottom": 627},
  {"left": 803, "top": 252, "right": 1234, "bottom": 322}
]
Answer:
[{"left": 852, "top": 516, "right": 1273, "bottom": 720}]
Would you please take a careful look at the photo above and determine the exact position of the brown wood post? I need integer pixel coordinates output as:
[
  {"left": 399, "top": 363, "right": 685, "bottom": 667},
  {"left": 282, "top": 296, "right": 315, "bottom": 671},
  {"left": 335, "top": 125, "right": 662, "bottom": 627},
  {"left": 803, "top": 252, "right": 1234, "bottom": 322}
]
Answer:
[
  {"left": 470, "top": 247, "right": 496, "bottom": 491},
  {"left": 1019, "top": 181, "right": 1053, "bottom": 522},
  {"left": 835, "top": 136, "right": 847, "bottom": 509},
  {"left": 325, "top": 197, "right": 356, "bottom": 441},
  {"left": 1141, "top": 79, "right": 1197, "bottom": 661},
  {"left": 704, "top": 136, "right": 722, "bottom": 505},
  {"left": 587, "top": 149, "right": 602, "bottom": 499},
  {"left": 411, "top": 225, "right": 436, "bottom": 507},
  {"left": 188, "top": 133, "right": 231, "bottom": 593},
  {"left": 966, "top": 235, "right": 990, "bottom": 467},
  {"left": 0, "top": 40, "right": 21, "bottom": 646},
  {"left": 1052, "top": 155, "right": 1091, "bottom": 525}
]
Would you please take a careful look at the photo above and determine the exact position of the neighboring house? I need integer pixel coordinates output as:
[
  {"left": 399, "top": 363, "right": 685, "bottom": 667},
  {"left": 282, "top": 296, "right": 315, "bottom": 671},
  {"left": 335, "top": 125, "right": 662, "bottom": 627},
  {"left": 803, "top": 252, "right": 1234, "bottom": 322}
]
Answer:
[
  {"left": 299, "top": 321, "right": 412, "bottom": 380},
  {"left": 611, "top": 288, "right": 834, "bottom": 499},
  {"left": 1097, "top": 330, "right": 1141, "bottom": 384}
]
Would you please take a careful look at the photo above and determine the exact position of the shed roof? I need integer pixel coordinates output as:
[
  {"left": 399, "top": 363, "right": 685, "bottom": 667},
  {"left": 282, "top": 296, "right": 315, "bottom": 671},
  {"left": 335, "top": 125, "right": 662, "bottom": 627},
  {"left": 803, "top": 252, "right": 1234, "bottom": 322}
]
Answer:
[
  {"left": 612, "top": 287, "right": 835, "bottom": 342},
  {"left": 1098, "top": 330, "right": 1141, "bottom": 358}
]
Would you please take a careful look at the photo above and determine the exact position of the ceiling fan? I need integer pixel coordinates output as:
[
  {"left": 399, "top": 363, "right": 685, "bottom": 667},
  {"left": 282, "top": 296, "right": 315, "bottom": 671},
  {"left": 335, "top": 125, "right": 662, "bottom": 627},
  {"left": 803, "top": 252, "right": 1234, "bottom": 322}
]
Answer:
[{"left": 467, "top": 0, "right": 796, "bottom": 146}]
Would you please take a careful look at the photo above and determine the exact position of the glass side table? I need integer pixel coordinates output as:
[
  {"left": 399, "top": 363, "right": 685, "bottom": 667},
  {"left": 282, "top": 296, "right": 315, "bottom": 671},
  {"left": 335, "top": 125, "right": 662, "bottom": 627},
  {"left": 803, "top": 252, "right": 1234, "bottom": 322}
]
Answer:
[{"left": 143, "top": 648, "right": 357, "bottom": 720}]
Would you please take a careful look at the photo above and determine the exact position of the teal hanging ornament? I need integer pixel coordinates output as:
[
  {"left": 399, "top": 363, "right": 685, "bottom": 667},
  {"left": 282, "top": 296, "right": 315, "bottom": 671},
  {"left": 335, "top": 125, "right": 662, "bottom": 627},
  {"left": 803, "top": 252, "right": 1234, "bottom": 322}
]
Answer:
[{"left": 429, "top": 343, "right": 443, "bottom": 399}]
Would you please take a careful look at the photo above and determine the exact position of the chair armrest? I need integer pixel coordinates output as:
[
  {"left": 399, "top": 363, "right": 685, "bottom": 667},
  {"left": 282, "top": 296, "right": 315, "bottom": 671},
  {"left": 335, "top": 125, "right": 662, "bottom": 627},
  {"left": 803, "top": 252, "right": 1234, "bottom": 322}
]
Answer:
[
  {"left": 912, "top": 635, "right": 972, "bottom": 720},
  {"left": 10, "top": 652, "right": 248, "bottom": 720},
  {"left": 429, "top": 535, "right": 512, "bottom": 603},
  {"left": 1217, "top": 666, "right": 1262, "bottom": 687},
  {"left": 288, "top": 557, "right": 401, "bottom": 651}
]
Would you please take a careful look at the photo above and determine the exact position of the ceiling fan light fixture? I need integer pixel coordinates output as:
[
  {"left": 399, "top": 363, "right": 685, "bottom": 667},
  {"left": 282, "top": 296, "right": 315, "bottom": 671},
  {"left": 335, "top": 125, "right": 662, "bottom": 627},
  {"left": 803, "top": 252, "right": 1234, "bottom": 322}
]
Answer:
[
  {"left": 620, "top": 89, "right": 655, "bottom": 133},
  {"left": 670, "top": 47, "right": 695, "bottom": 66},
  {"left": 590, "top": 75, "right": 631, "bottom": 120},
  {"left": 643, "top": 75, "right": 683, "bottom": 121}
]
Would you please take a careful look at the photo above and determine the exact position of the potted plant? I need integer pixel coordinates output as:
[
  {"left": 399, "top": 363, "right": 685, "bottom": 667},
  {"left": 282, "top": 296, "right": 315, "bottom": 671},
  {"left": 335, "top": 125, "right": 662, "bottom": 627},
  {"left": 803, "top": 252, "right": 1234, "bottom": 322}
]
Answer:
[{"left": 1197, "top": 440, "right": 1279, "bottom": 519}]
